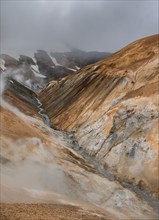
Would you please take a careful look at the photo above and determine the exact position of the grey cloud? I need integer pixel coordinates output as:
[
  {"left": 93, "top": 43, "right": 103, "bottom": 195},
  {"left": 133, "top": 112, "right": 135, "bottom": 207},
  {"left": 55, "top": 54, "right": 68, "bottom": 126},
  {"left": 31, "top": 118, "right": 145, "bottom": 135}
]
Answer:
[{"left": 0, "top": 0, "right": 158, "bottom": 57}]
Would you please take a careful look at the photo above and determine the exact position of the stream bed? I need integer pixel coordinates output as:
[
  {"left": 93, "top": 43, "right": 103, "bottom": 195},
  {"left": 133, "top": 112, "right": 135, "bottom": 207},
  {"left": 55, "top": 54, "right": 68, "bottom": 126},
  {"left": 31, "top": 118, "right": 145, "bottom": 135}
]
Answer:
[{"left": 36, "top": 97, "right": 159, "bottom": 213}]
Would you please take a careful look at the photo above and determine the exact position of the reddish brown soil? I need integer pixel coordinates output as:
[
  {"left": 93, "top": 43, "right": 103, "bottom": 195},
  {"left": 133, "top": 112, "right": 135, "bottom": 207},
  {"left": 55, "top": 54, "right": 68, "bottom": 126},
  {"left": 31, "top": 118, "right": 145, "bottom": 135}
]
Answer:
[{"left": 0, "top": 204, "right": 116, "bottom": 220}]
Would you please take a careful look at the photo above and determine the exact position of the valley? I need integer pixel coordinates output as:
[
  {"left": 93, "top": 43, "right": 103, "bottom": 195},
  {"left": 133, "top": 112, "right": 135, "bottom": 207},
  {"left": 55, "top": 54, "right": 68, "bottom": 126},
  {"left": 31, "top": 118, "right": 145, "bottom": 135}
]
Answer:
[{"left": 0, "top": 35, "right": 159, "bottom": 220}]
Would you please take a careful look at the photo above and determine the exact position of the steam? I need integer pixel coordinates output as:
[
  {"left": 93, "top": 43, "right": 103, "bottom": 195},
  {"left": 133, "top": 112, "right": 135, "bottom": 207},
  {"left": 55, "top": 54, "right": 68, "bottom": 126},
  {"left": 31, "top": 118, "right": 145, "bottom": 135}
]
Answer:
[
  {"left": 0, "top": 73, "right": 6, "bottom": 96},
  {"left": 2, "top": 162, "right": 69, "bottom": 194},
  {"left": 1, "top": 136, "right": 77, "bottom": 203},
  {"left": 0, "top": 68, "right": 41, "bottom": 126},
  {"left": 1, "top": 66, "right": 26, "bottom": 93},
  {"left": 0, "top": 69, "right": 77, "bottom": 204}
]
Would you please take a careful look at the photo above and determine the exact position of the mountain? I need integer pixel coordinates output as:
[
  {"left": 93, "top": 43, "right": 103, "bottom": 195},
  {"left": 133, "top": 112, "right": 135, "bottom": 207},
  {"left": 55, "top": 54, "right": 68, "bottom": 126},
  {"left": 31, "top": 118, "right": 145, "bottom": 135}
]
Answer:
[
  {"left": 0, "top": 54, "right": 47, "bottom": 90},
  {"left": 39, "top": 34, "right": 159, "bottom": 199},
  {"left": 0, "top": 49, "right": 111, "bottom": 91},
  {"left": 1, "top": 35, "right": 159, "bottom": 220},
  {"left": 50, "top": 49, "right": 111, "bottom": 69}
]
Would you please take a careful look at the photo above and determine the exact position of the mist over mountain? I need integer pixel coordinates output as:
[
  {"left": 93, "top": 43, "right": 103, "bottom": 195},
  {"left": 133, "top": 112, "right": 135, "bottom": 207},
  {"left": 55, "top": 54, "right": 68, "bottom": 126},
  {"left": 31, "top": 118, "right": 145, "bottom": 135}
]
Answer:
[
  {"left": 1, "top": 0, "right": 158, "bottom": 57},
  {"left": 0, "top": 1, "right": 159, "bottom": 219},
  {"left": 0, "top": 49, "right": 111, "bottom": 90}
]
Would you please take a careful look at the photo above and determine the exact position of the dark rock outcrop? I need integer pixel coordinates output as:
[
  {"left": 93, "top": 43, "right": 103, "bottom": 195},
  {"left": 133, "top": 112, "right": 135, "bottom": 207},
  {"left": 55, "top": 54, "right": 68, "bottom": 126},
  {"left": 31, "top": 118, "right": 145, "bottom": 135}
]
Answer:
[
  {"left": 0, "top": 54, "right": 19, "bottom": 68},
  {"left": 19, "top": 55, "right": 35, "bottom": 65}
]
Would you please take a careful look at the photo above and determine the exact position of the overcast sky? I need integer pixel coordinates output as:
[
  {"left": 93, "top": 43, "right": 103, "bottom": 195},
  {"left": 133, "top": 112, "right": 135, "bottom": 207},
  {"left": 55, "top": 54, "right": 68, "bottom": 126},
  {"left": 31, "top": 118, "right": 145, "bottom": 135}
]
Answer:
[{"left": 0, "top": 0, "right": 158, "bottom": 58}]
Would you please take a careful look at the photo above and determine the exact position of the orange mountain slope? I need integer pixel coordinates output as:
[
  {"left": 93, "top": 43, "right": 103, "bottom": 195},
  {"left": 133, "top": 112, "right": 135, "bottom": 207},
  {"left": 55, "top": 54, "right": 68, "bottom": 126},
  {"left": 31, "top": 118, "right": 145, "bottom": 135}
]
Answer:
[{"left": 39, "top": 34, "right": 159, "bottom": 198}]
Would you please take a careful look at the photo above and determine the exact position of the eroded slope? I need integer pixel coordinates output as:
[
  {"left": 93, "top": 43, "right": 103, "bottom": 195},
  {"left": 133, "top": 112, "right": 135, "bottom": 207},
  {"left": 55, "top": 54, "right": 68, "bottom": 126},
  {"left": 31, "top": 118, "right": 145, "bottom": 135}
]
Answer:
[{"left": 39, "top": 34, "right": 159, "bottom": 198}]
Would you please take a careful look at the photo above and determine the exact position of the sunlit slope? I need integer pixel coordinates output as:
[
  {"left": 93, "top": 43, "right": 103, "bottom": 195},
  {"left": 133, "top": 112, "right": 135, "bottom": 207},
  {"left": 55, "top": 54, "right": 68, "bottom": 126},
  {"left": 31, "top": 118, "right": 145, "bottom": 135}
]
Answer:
[{"left": 39, "top": 34, "right": 159, "bottom": 198}]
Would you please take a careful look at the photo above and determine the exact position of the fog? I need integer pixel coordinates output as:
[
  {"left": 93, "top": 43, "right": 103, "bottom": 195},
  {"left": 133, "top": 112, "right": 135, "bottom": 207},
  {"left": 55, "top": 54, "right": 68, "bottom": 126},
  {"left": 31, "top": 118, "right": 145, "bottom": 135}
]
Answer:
[
  {"left": 1, "top": 136, "right": 78, "bottom": 203},
  {"left": 1, "top": 0, "right": 158, "bottom": 57},
  {"left": 0, "top": 69, "right": 36, "bottom": 120},
  {"left": 0, "top": 68, "right": 72, "bottom": 203}
]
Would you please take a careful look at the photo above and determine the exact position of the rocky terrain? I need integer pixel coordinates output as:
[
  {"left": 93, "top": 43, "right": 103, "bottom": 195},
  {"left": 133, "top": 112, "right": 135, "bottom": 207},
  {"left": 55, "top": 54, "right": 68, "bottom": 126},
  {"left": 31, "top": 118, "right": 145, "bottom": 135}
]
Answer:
[
  {"left": 0, "top": 35, "right": 159, "bottom": 220},
  {"left": 0, "top": 204, "right": 114, "bottom": 220},
  {"left": 39, "top": 34, "right": 159, "bottom": 199}
]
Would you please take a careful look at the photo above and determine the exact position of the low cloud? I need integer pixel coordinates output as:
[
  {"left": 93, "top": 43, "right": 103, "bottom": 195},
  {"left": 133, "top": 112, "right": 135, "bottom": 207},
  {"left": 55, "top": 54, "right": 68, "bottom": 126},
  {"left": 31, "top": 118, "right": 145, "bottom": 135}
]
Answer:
[{"left": 0, "top": 1, "right": 158, "bottom": 57}]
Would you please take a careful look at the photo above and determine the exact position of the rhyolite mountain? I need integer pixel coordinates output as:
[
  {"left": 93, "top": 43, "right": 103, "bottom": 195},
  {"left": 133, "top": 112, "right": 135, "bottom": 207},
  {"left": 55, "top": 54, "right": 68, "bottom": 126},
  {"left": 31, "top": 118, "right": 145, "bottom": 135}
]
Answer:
[
  {"left": 39, "top": 34, "right": 159, "bottom": 198},
  {"left": 1, "top": 35, "right": 159, "bottom": 220}
]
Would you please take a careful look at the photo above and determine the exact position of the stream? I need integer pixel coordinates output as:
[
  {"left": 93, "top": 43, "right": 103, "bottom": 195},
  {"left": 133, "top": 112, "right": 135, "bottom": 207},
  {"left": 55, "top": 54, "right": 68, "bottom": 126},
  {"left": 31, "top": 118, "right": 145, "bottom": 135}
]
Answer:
[
  {"left": 36, "top": 98, "right": 50, "bottom": 127},
  {"left": 36, "top": 98, "right": 159, "bottom": 213}
]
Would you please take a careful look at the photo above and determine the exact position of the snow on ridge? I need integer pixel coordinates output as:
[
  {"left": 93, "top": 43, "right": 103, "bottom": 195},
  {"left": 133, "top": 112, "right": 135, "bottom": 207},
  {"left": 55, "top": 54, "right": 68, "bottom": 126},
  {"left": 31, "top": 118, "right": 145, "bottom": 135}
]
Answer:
[
  {"left": 31, "top": 65, "right": 46, "bottom": 78},
  {"left": 32, "top": 57, "right": 37, "bottom": 65},
  {"left": 50, "top": 56, "right": 62, "bottom": 66},
  {"left": 75, "top": 66, "right": 80, "bottom": 70},
  {"left": 31, "top": 65, "right": 39, "bottom": 73},
  {"left": 50, "top": 55, "right": 77, "bottom": 72},
  {"left": 66, "top": 67, "right": 76, "bottom": 72},
  {"left": 32, "top": 70, "right": 46, "bottom": 79},
  {"left": 33, "top": 71, "right": 46, "bottom": 78}
]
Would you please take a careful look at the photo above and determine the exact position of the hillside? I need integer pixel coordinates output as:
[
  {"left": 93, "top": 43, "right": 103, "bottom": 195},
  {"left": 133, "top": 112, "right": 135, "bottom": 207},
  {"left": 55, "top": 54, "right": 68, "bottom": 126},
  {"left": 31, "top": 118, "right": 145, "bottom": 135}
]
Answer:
[{"left": 39, "top": 34, "right": 159, "bottom": 198}]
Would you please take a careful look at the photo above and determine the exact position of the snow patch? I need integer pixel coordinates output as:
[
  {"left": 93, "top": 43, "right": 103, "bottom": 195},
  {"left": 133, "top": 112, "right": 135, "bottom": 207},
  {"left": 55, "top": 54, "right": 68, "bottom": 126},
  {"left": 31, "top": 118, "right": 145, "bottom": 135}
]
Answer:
[
  {"left": 50, "top": 55, "right": 77, "bottom": 72},
  {"left": 31, "top": 65, "right": 46, "bottom": 78},
  {"left": 31, "top": 64, "right": 39, "bottom": 73},
  {"left": 33, "top": 71, "right": 46, "bottom": 78},
  {"left": 32, "top": 57, "right": 37, "bottom": 64},
  {"left": 75, "top": 66, "right": 80, "bottom": 70},
  {"left": 66, "top": 67, "right": 76, "bottom": 72},
  {"left": 50, "top": 56, "right": 62, "bottom": 66}
]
